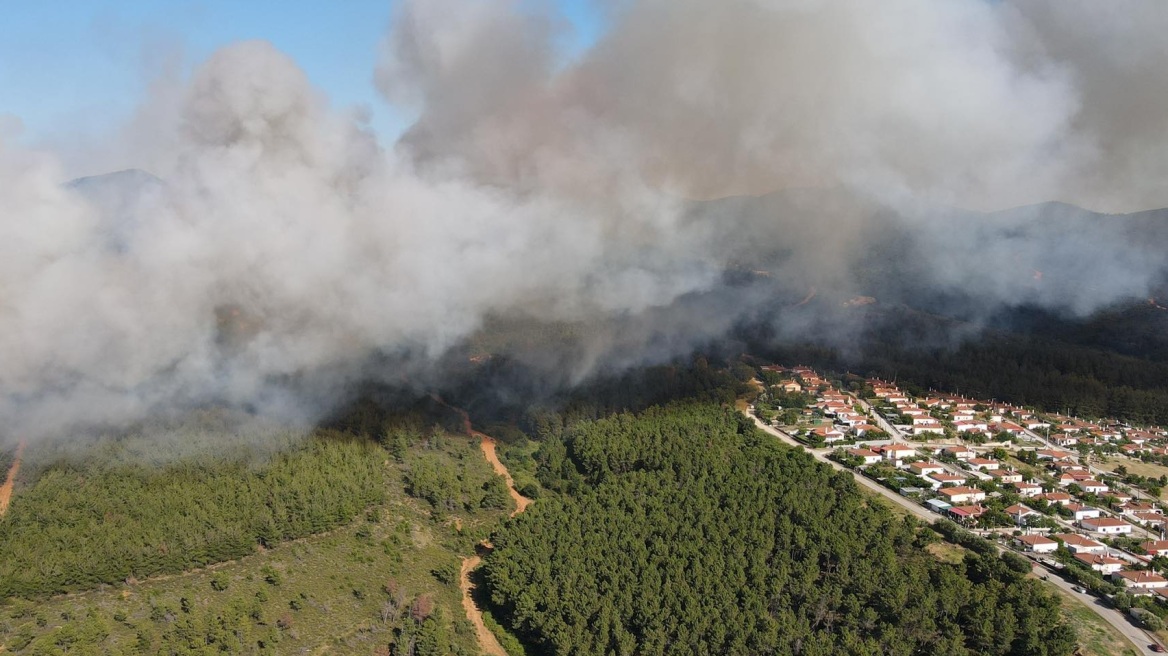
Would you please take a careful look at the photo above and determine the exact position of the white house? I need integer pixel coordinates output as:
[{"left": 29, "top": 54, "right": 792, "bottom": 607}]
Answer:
[
  {"left": 1141, "top": 540, "right": 1168, "bottom": 557},
  {"left": 1075, "top": 553, "right": 1125, "bottom": 575},
  {"left": 937, "top": 486, "right": 986, "bottom": 504},
  {"left": 1065, "top": 504, "right": 1101, "bottom": 521},
  {"left": 846, "top": 448, "right": 883, "bottom": 466},
  {"left": 1080, "top": 517, "right": 1133, "bottom": 535},
  {"left": 989, "top": 469, "right": 1023, "bottom": 484},
  {"left": 1004, "top": 504, "right": 1037, "bottom": 525},
  {"left": 1113, "top": 570, "right": 1168, "bottom": 590},
  {"left": 912, "top": 422, "right": 945, "bottom": 436},
  {"left": 1054, "top": 533, "right": 1108, "bottom": 554},
  {"left": 1079, "top": 480, "right": 1110, "bottom": 495},
  {"left": 927, "top": 473, "right": 967, "bottom": 488},
  {"left": 1014, "top": 482, "right": 1042, "bottom": 497},
  {"left": 1130, "top": 511, "right": 1165, "bottom": 528},
  {"left": 966, "top": 458, "right": 999, "bottom": 470},
  {"left": 955, "top": 422, "right": 990, "bottom": 433},
  {"left": 812, "top": 426, "right": 847, "bottom": 444},
  {"left": 1015, "top": 534, "right": 1058, "bottom": 553},
  {"left": 943, "top": 446, "right": 975, "bottom": 460},
  {"left": 1120, "top": 502, "right": 1160, "bottom": 518},
  {"left": 908, "top": 462, "right": 945, "bottom": 477},
  {"left": 882, "top": 444, "right": 916, "bottom": 462}
]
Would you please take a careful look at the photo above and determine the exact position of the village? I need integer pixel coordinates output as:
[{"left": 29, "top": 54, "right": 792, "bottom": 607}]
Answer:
[{"left": 753, "top": 364, "right": 1168, "bottom": 646}]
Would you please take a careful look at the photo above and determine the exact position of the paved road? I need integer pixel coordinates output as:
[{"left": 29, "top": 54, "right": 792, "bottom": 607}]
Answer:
[
  {"left": 748, "top": 413, "right": 939, "bottom": 524},
  {"left": 1031, "top": 560, "right": 1157, "bottom": 655},
  {"left": 855, "top": 397, "right": 906, "bottom": 440},
  {"left": 746, "top": 408, "right": 1161, "bottom": 655}
]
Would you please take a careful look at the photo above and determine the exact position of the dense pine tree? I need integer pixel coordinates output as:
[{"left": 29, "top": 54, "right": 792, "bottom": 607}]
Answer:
[{"left": 484, "top": 403, "right": 1076, "bottom": 656}]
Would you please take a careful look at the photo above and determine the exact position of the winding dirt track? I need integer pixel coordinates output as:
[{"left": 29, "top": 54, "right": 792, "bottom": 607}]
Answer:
[
  {"left": 459, "top": 426, "right": 533, "bottom": 656},
  {"left": 475, "top": 432, "right": 532, "bottom": 517},
  {"left": 0, "top": 441, "right": 26, "bottom": 517},
  {"left": 459, "top": 428, "right": 532, "bottom": 656},
  {"left": 429, "top": 394, "right": 532, "bottom": 656},
  {"left": 460, "top": 551, "right": 508, "bottom": 656}
]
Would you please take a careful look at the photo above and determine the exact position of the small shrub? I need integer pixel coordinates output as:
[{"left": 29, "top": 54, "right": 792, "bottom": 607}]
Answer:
[{"left": 262, "top": 565, "right": 283, "bottom": 587}]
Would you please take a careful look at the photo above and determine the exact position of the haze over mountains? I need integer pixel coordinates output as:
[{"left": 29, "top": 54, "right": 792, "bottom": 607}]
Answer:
[{"left": 3, "top": 0, "right": 1168, "bottom": 440}]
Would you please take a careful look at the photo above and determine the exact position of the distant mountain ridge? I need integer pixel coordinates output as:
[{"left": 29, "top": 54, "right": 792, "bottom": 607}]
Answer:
[{"left": 66, "top": 169, "right": 167, "bottom": 253}]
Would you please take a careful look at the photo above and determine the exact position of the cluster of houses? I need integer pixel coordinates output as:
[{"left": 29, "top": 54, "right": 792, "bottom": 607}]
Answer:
[
  {"left": 870, "top": 381, "right": 1036, "bottom": 440},
  {"left": 767, "top": 365, "right": 1168, "bottom": 598},
  {"left": 1038, "top": 412, "right": 1168, "bottom": 457},
  {"left": 762, "top": 366, "right": 884, "bottom": 442},
  {"left": 1013, "top": 529, "right": 1168, "bottom": 596}
]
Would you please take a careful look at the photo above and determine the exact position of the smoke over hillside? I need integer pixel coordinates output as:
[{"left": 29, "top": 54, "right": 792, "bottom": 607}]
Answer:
[{"left": 2, "top": 0, "right": 1168, "bottom": 438}]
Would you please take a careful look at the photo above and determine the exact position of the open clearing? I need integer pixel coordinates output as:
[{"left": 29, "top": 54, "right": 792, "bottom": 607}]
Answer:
[
  {"left": 1095, "top": 458, "right": 1168, "bottom": 501},
  {"left": 1058, "top": 593, "right": 1142, "bottom": 656}
]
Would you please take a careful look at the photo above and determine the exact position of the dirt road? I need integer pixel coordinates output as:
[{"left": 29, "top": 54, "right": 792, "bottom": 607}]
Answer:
[
  {"left": 475, "top": 432, "right": 532, "bottom": 517},
  {"left": 747, "top": 414, "right": 942, "bottom": 523},
  {"left": 0, "top": 441, "right": 25, "bottom": 517},
  {"left": 443, "top": 405, "right": 531, "bottom": 656},
  {"left": 460, "top": 553, "right": 509, "bottom": 656}
]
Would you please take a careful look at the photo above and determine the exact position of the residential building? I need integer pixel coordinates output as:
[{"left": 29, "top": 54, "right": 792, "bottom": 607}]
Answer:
[
  {"left": 1015, "top": 534, "right": 1058, "bottom": 554},
  {"left": 943, "top": 446, "right": 975, "bottom": 460},
  {"left": 1141, "top": 540, "right": 1168, "bottom": 557},
  {"left": 846, "top": 448, "right": 883, "bottom": 466},
  {"left": 1014, "top": 482, "right": 1042, "bottom": 497},
  {"left": 1080, "top": 517, "right": 1133, "bottom": 535},
  {"left": 882, "top": 444, "right": 916, "bottom": 462},
  {"left": 988, "top": 469, "right": 1023, "bottom": 484},
  {"left": 1004, "top": 504, "right": 1037, "bottom": 525},
  {"left": 947, "top": 505, "right": 987, "bottom": 522},
  {"left": 908, "top": 462, "right": 945, "bottom": 477},
  {"left": 1055, "top": 533, "right": 1107, "bottom": 554},
  {"left": 1074, "top": 553, "right": 1125, "bottom": 575},
  {"left": 1065, "top": 504, "right": 1101, "bottom": 521},
  {"left": 1037, "top": 492, "right": 1072, "bottom": 505},
  {"left": 1079, "top": 480, "right": 1110, "bottom": 495},
  {"left": 937, "top": 486, "right": 986, "bottom": 504},
  {"left": 1113, "top": 570, "right": 1168, "bottom": 591},
  {"left": 927, "top": 473, "right": 967, "bottom": 488}
]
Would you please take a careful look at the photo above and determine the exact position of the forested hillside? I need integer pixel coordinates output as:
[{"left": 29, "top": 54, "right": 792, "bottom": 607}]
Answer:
[
  {"left": 0, "top": 433, "right": 386, "bottom": 598},
  {"left": 484, "top": 403, "right": 1076, "bottom": 656},
  {"left": 0, "top": 402, "right": 515, "bottom": 655}
]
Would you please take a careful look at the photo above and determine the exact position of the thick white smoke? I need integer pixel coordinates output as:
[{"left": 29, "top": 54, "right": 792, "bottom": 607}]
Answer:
[{"left": 3, "top": 0, "right": 1168, "bottom": 438}]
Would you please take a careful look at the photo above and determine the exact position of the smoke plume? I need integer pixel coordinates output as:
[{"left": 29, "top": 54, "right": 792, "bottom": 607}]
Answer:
[{"left": 3, "top": 0, "right": 1168, "bottom": 439}]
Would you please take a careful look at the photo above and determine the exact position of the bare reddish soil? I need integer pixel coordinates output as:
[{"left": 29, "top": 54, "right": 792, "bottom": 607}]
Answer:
[{"left": 0, "top": 441, "right": 26, "bottom": 517}]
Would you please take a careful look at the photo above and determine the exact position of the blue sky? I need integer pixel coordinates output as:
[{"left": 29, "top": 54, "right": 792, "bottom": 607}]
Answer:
[{"left": 0, "top": 0, "right": 604, "bottom": 144}]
